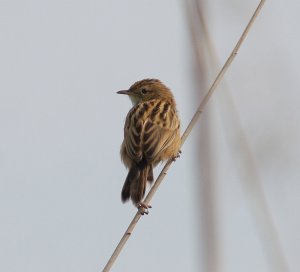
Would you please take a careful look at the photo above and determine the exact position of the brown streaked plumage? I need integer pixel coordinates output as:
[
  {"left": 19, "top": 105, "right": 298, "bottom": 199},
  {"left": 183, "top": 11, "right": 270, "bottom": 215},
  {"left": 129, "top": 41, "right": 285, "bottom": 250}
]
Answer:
[{"left": 117, "top": 79, "right": 181, "bottom": 213}]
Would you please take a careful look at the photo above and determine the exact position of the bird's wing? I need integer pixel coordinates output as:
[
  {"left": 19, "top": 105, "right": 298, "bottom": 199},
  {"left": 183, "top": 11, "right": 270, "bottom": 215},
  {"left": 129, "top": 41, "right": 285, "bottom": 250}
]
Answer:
[
  {"left": 124, "top": 101, "right": 180, "bottom": 164},
  {"left": 141, "top": 107, "right": 180, "bottom": 162},
  {"left": 123, "top": 106, "right": 143, "bottom": 163}
]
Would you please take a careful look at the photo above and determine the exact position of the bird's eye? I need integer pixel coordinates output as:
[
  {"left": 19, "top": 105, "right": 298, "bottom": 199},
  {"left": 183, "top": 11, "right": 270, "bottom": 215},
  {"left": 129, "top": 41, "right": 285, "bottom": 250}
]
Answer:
[{"left": 140, "top": 88, "right": 148, "bottom": 95}]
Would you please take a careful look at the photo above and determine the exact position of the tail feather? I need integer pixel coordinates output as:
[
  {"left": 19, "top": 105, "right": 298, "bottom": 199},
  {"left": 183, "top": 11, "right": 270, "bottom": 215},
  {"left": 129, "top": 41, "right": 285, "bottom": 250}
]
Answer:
[
  {"left": 121, "top": 166, "right": 139, "bottom": 203},
  {"left": 147, "top": 165, "right": 154, "bottom": 183},
  {"left": 121, "top": 164, "right": 150, "bottom": 206},
  {"left": 130, "top": 166, "right": 148, "bottom": 205}
]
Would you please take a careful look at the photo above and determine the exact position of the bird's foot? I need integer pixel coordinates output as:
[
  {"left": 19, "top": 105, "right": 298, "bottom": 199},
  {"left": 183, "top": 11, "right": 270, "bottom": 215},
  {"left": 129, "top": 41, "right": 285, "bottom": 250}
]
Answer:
[
  {"left": 172, "top": 150, "right": 182, "bottom": 162},
  {"left": 138, "top": 202, "right": 152, "bottom": 215}
]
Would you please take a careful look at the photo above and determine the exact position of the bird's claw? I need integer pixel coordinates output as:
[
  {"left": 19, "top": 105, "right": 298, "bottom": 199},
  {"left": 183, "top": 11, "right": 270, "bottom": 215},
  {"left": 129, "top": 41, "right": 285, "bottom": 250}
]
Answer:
[
  {"left": 138, "top": 202, "right": 152, "bottom": 215},
  {"left": 172, "top": 150, "right": 182, "bottom": 162}
]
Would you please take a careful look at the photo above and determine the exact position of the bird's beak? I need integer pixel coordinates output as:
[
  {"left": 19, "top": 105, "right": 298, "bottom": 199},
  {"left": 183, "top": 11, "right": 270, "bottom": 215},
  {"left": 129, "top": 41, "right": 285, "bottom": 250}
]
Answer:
[{"left": 117, "top": 90, "right": 130, "bottom": 95}]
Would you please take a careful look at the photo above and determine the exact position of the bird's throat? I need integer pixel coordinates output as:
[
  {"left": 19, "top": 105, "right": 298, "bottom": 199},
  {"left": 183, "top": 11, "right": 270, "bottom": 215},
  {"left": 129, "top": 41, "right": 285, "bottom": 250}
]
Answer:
[{"left": 129, "top": 96, "right": 140, "bottom": 106}]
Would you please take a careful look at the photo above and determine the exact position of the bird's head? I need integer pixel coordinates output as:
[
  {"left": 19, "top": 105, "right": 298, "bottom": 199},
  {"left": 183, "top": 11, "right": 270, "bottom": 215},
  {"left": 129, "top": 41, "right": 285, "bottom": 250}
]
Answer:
[{"left": 117, "top": 79, "right": 175, "bottom": 105}]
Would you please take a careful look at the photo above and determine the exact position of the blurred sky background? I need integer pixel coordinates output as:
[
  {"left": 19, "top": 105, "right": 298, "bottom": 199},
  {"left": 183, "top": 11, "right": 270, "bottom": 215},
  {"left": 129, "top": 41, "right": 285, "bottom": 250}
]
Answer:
[{"left": 0, "top": 0, "right": 299, "bottom": 271}]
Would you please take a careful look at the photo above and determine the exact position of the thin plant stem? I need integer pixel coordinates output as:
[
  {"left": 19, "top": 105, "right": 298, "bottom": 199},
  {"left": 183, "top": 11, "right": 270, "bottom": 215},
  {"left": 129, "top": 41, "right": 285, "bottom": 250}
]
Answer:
[
  {"left": 193, "top": 1, "right": 289, "bottom": 271},
  {"left": 102, "top": 1, "right": 266, "bottom": 271}
]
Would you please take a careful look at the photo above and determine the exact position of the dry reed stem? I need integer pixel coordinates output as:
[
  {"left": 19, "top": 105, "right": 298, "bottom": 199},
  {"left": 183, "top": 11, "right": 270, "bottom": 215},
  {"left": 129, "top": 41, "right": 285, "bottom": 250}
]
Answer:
[
  {"left": 193, "top": 1, "right": 288, "bottom": 271},
  {"left": 102, "top": 1, "right": 266, "bottom": 271}
]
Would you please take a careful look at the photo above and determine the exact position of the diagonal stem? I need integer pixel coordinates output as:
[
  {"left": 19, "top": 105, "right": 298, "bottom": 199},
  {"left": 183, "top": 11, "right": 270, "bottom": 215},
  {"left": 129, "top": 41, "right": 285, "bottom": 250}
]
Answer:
[{"left": 102, "top": 1, "right": 266, "bottom": 271}]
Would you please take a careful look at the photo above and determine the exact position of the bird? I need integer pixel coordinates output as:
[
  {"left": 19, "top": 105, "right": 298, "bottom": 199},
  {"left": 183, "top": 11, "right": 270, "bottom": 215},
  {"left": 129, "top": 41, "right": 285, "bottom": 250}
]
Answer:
[{"left": 117, "top": 79, "right": 181, "bottom": 214}]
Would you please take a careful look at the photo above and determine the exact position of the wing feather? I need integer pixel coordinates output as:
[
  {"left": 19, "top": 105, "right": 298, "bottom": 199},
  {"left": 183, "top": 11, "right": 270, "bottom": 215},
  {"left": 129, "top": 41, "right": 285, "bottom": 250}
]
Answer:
[{"left": 124, "top": 100, "right": 180, "bottom": 164}]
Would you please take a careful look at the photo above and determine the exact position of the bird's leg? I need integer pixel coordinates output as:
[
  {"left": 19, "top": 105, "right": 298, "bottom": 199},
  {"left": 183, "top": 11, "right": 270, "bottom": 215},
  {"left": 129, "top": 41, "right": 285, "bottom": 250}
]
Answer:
[
  {"left": 172, "top": 150, "right": 182, "bottom": 162},
  {"left": 138, "top": 202, "right": 152, "bottom": 215}
]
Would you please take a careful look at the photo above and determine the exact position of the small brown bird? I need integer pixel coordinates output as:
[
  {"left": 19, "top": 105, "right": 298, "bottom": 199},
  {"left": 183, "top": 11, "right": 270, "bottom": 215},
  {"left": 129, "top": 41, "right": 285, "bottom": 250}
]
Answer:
[{"left": 117, "top": 79, "right": 181, "bottom": 213}]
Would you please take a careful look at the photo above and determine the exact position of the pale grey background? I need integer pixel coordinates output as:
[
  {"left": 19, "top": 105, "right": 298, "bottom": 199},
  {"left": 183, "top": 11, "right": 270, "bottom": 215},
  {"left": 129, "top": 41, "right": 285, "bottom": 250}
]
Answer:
[{"left": 0, "top": 1, "right": 299, "bottom": 271}]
